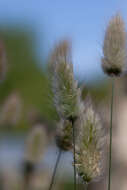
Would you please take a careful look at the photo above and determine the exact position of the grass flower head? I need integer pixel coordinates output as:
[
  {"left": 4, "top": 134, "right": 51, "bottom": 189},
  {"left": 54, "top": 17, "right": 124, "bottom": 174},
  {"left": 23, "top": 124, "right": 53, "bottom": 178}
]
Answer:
[
  {"left": 50, "top": 40, "right": 84, "bottom": 120},
  {"left": 102, "top": 13, "right": 127, "bottom": 77},
  {"left": 75, "top": 97, "right": 106, "bottom": 183}
]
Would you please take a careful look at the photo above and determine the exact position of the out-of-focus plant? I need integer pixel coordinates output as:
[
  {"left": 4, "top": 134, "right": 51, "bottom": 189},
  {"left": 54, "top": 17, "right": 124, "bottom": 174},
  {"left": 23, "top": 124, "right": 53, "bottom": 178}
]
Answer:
[
  {"left": 0, "top": 29, "right": 56, "bottom": 132},
  {"left": 102, "top": 14, "right": 127, "bottom": 77},
  {"left": 23, "top": 124, "right": 47, "bottom": 190},
  {"left": 0, "top": 92, "right": 22, "bottom": 127},
  {"left": 101, "top": 13, "right": 127, "bottom": 190}
]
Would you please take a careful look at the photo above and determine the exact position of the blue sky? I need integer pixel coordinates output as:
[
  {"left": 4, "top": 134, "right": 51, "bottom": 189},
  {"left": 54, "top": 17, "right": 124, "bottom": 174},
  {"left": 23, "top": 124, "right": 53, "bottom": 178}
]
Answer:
[{"left": 0, "top": 0, "right": 126, "bottom": 81}]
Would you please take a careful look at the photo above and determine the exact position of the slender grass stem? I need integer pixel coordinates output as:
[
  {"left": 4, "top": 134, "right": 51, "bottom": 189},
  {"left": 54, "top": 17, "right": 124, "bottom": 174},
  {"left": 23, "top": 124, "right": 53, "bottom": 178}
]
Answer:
[
  {"left": 48, "top": 148, "right": 62, "bottom": 190},
  {"left": 85, "top": 183, "right": 88, "bottom": 190},
  {"left": 72, "top": 118, "right": 76, "bottom": 190},
  {"left": 108, "top": 78, "right": 114, "bottom": 190}
]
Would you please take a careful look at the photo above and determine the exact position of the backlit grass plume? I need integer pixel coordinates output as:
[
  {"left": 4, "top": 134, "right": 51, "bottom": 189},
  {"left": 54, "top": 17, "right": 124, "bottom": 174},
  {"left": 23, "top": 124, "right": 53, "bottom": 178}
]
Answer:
[
  {"left": 75, "top": 97, "right": 105, "bottom": 184},
  {"left": 56, "top": 119, "right": 73, "bottom": 151},
  {"left": 102, "top": 13, "right": 127, "bottom": 76},
  {"left": 50, "top": 40, "right": 83, "bottom": 120}
]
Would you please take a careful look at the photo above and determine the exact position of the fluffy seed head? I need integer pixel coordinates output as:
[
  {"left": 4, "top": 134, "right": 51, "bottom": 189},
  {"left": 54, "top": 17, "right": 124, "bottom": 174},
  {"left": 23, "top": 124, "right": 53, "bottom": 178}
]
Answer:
[
  {"left": 24, "top": 125, "right": 47, "bottom": 163},
  {"left": 50, "top": 40, "right": 83, "bottom": 120},
  {"left": 102, "top": 13, "right": 127, "bottom": 77},
  {"left": 75, "top": 97, "right": 106, "bottom": 183},
  {"left": 56, "top": 119, "right": 73, "bottom": 151}
]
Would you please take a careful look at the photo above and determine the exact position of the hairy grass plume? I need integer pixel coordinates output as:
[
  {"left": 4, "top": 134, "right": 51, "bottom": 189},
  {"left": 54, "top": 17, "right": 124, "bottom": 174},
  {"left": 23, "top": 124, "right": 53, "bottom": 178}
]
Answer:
[
  {"left": 102, "top": 13, "right": 127, "bottom": 76},
  {"left": 75, "top": 97, "right": 106, "bottom": 184},
  {"left": 49, "top": 40, "right": 84, "bottom": 120}
]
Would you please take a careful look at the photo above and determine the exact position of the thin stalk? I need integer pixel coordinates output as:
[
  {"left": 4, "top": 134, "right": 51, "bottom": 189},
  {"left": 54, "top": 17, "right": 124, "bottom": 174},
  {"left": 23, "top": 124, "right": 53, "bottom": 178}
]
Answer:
[
  {"left": 85, "top": 183, "right": 88, "bottom": 190},
  {"left": 72, "top": 118, "right": 76, "bottom": 190},
  {"left": 108, "top": 78, "right": 114, "bottom": 190},
  {"left": 48, "top": 148, "right": 62, "bottom": 190}
]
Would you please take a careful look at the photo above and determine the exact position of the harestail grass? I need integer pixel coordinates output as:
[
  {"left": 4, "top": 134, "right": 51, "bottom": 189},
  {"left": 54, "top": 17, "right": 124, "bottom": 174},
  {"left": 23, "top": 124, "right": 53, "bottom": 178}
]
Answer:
[
  {"left": 102, "top": 13, "right": 127, "bottom": 77},
  {"left": 75, "top": 96, "right": 106, "bottom": 189},
  {"left": 101, "top": 13, "right": 127, "bottom": 190},
  {"left": 49, "top": 39, "right": 84, "bottom": 190}
]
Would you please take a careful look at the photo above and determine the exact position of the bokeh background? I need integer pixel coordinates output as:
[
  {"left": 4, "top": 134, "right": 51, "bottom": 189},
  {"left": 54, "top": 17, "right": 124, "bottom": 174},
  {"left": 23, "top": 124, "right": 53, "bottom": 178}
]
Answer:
[{"left": 0, "top": 0, "right": 127, "bottom": 189}]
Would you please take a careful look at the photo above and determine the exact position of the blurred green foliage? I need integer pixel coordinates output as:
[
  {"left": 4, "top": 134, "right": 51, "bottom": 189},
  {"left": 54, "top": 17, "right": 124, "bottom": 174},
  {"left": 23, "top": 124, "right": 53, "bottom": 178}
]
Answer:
[
  {"left": 0, "top": 27, "right": 57, "bottom": 132},
  {"left": 82, "top": 80, "right": 110, "bottom": 104}
]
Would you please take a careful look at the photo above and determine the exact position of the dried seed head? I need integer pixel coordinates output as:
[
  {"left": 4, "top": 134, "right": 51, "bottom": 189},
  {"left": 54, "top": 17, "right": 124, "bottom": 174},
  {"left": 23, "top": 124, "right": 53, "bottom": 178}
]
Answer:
[
  {"left": 102, "top": 13, "right": 127, "bottom": 77},
  {"left": 75, "top": 97, "right": 106, "bottom": 183},
  {"left": 50, "top": 40, "right": 84, "bottom": 120},
  {"left": 56, "top": 119, "right": 73, "bottom": 151},
  {"left": 24, "top": 125, "right": 47, "bottom": 163}
]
